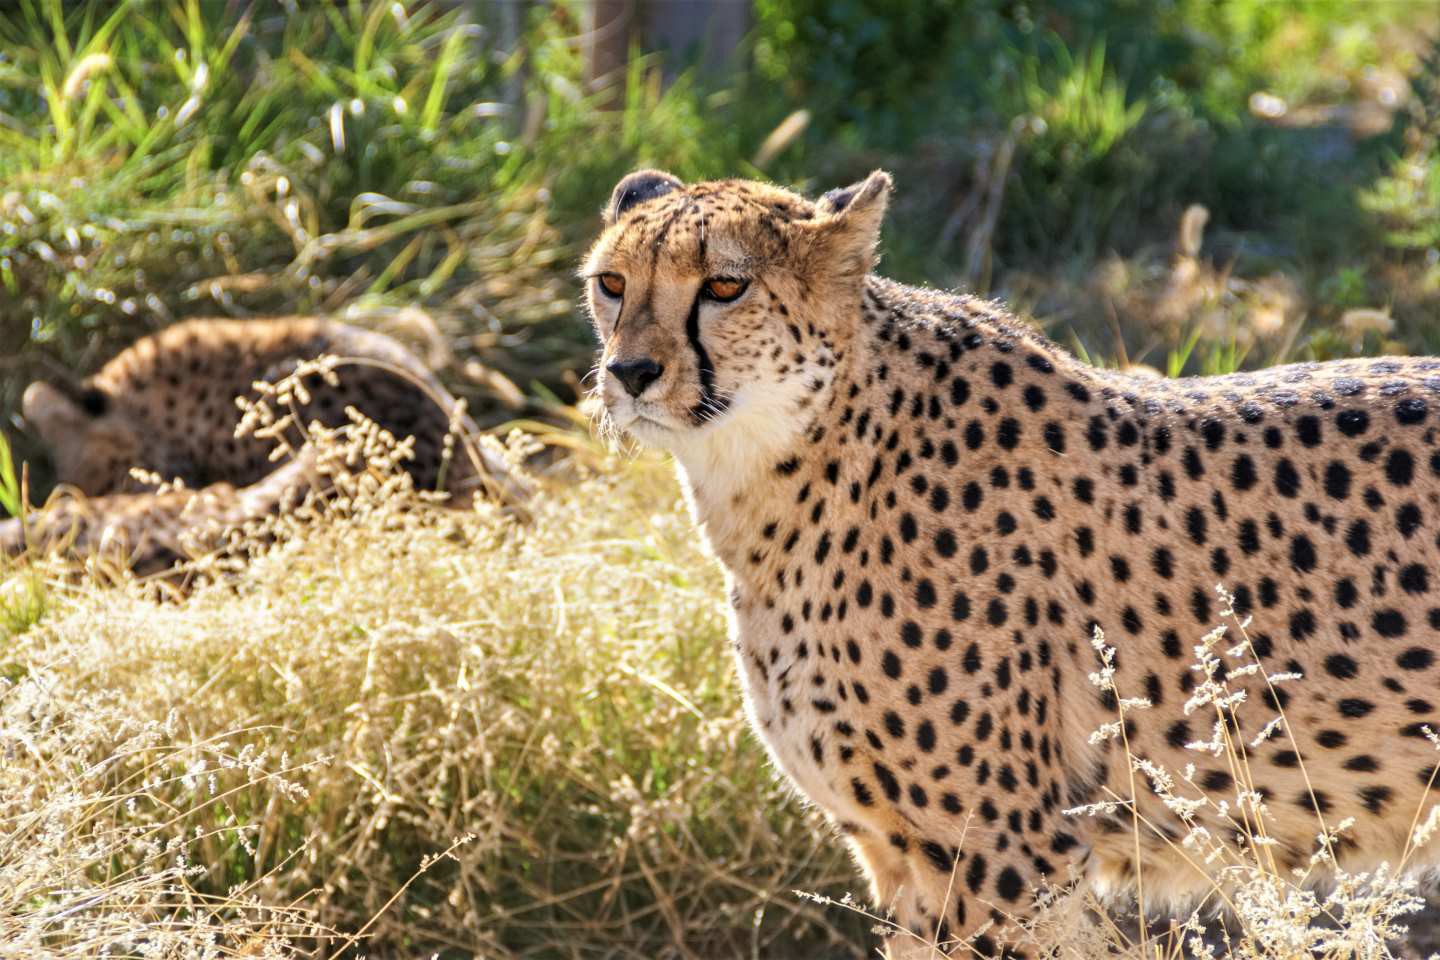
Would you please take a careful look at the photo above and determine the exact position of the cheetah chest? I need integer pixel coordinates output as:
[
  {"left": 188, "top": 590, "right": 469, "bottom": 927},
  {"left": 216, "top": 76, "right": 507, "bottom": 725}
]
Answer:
[{"left": 730, "top": 602, "right": 915, "bottom": 831}]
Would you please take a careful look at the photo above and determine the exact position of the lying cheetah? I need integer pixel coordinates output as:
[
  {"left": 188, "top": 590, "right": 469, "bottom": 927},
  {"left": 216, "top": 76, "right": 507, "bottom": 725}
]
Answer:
[
  {"left": 585, "top": 170, "right": 1440, "bottom": 957},
  {"left": 21, "top": 317, "right": 507, "bottom": 498},
  {"left": 5, "top": 317, "right": 517, "bottom": 572},
  {"left": 0, "top": 455, "right": 313, "bottom": 579}
]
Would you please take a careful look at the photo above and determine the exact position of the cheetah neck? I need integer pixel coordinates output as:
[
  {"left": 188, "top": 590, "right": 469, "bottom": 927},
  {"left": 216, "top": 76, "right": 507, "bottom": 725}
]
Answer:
[
  {"left": 667, "top": 375, "right": 815, "bottom": 523},
  {"left": 674, "top": 276, "right": 1099, "bottom": 578}
]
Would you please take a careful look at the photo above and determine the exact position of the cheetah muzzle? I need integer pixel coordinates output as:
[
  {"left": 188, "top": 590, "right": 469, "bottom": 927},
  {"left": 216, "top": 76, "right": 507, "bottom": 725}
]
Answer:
[{"left": 585, "top": 169, "right": 1440, "bottom": 958}]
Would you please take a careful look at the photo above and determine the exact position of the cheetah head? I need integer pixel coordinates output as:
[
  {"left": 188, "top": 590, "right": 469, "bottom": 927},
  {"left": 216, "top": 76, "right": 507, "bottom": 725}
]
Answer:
[
  {"left": 22, "top": 380, "right": 148, "bottom": 496},
  {"left": 584, "top": 169, "right": 891, "bottom": 481}
]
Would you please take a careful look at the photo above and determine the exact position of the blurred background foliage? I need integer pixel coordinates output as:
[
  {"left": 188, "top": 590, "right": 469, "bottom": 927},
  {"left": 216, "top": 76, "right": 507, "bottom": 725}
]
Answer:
[{"left": 2, "top": 0, "right": 1439, "bottom": 491}]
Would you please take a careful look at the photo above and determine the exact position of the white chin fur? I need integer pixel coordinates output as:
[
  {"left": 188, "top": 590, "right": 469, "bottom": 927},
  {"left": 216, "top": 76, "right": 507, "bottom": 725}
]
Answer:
[{"left": 663, "top": 380, "right": 810, "bottom": 507}]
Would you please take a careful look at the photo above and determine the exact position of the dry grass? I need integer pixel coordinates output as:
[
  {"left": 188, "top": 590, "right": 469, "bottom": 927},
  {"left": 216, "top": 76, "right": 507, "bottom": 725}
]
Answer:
[
  {"left": 0, "top": 429, "right": 863, "bottom": 958},
  {"left": 5, "top": 416, "right": 1440, "bottom": 957}
]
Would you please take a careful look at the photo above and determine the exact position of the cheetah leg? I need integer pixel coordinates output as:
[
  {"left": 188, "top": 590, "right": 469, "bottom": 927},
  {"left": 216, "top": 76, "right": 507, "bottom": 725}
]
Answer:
[
  {"left": 904, "top": 832, "right": 1084, "bottom": 958},
  {"left": 883, "top": 865, "right": 1034, "bottom": 960},
  {"left": 848, "top": 827, "right": 1032, "bottom": 959},
  {"left": 847, "top": 829, "right": 911, "bottom": 907}
]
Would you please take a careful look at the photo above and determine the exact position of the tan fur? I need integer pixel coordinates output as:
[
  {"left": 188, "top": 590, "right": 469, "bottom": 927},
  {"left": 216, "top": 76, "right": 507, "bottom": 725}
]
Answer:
[
  {"left": 585, "top": 171, "right": 1440, "bottom": 957},
  {"left": 23, "top": 317, "right": 488, "bottom": 497},
  {"left": 0, "top": 455, "right": 313, "bottom": 579}
]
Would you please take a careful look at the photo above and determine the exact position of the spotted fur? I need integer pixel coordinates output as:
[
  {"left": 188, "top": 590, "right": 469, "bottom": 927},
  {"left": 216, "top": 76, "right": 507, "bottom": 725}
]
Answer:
[
  {"left": 8, "top": 317, "right": 519, "bottom": 574},
  {"left": 0, "top": 455, "right": 312, "bottom": 578},
  {"left": 22, "top": 317, "right": 487, "bottom": 497},
  {"left": 585, "top": 170, "right": 1440, "bottom": 957}
]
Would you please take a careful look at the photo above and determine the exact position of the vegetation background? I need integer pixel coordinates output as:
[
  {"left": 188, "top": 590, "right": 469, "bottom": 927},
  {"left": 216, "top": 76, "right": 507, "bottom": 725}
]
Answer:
[{"left": 3, "top": 1, "right": 1440, "bottom": 957}]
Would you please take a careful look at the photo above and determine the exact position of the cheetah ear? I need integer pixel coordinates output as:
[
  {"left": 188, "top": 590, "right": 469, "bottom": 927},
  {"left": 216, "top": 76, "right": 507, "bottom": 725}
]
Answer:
[
  {"left": 606, "top": 169, "right": 683, "bottom": 225},
  {"left": 810, "top": 170, "right": 892, "bottom": 281},
  {"left": 22, "top": 380, "right": 86, "bottom": 442}
]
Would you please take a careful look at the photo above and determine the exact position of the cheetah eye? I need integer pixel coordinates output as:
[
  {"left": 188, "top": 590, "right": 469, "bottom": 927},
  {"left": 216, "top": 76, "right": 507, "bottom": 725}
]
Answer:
[
  {"left": 596, "top": 273, "right": 625, "bottom": 299},
  {"left": 702, "top": 277, "right": 748, "bottom": 303}
]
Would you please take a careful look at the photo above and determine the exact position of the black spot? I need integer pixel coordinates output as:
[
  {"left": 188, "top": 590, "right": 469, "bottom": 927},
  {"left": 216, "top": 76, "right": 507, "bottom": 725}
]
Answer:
[
  {"left": 1336, "top": 409, "right": 1369, "bottom": 437},
  {"left": 965, "top": 421, "right": 985, "bottom": 450},
  {"left": 873, "top": 762, "right": 901, "bottom": 801},
  {"left": 884, "top": 711, "right": 905, "bottom": 738},
  {"left": 952, "top": 592, "right": 972, "bottom": 622},
  {"left": 1400, "top": 564, "right": 1429, "bottom": 594},
  {"left": 996, "top": 866, "right": 1025, "bottom": 902},
  {"left": 1290, "top": 535, "right": 1317, "bottom": 573},
  {"left": 1387, "top": 449, "right": 1416, "bottom": 486},
  {"left": 1324, "top": 461, "right": 1351, "bottom": 500},
  {"left": 1238, "top": 519, "right": 1261, "bottom": 554},
  {"left": 902, "top": 620, "right": 924, "bottom": 647},
  {"left": 1231, "top": 455, "right": 1258, "bottom": 491},
  {"left": 951, "top": 699, "right": 971, "bottom": 725},
  {"left": 1295, "top": 415, "right": 1322, "bottom": 446},
  {"left": 1398, "top": 647, "right": 1434, "bottom": 671},
  {"left": 1373, "top": 609, "right": 1407, "bottom": 638},
  {"left": 951, "top": 377, "right": 971, "bottom": 407},
  {"left": 996, "top": 418, "right": 1021, "bottom": 450},
  {"left": 1397, "top": 397, "right": 1428, "bottom": 425},
  {"left": 1338, "top": 698, "right": 1375, "bottom": 718},
  {"left": 1185, "top": 508, "right": 1207, "bottom": 545},
  {"left": 986, "top": 598, "right": 1008, "bottom": 626},
  {"left": 1201, "top": 770, "right": 1232, "bottom": 792},
  {"left": 1044, "top": 422, "right": 1066, "bottom": 454},
  {"left": 1398, "top": 502, "right": 1423, "bottom": 537},
  {"left": 1345, "top": 520, "right": 1371, "bottom": 556},
  {"left": 1151, "top": 547, "right": 1174, "bottom": 579},
  {"left": 1183, "top": 447, "right": 1205, "bottom": 479},
  {"left": 1274, "top": 460, "right": 1301, "bottom": 498},
  {"left": 1323, "top": 653, "right": 1358, "bottom": 680},
  {"left": 78, "top": 388, "right": 109, "bottom": 416},
  {"left": 1201, "top": 418, "right": 1225, "bottom": 450}
]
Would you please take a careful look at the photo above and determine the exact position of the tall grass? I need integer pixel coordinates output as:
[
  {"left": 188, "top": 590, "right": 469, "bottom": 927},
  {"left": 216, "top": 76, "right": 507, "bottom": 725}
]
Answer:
[{"left": 0, "top": 428, "right": 865, "bottom": 958}]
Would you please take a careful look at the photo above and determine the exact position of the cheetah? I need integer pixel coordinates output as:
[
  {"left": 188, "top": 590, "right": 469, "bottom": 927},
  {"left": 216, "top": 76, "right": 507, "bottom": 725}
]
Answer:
[
  {"left": 585, "top": 169, "right": 1440, "bottom": 957},
  {"left": 0, "top": 455, "right": 313, "bottom": 579},
  {"left": 5, "top": 317, "right": 519, "bottom": 572},
  {"left": 20, "top": 316, "right": 509, "bottom": 499}
]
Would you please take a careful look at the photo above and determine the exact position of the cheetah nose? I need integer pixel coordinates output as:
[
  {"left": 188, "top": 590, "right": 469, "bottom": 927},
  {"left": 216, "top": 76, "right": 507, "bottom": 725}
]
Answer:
[{"left": 607, "top": 358, "right": 664, "bottom": 398}]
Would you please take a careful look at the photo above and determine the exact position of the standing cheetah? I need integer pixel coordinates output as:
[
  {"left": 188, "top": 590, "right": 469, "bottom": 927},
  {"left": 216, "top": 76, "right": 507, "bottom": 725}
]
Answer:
[{"left": 585, "top": 169, "right": 1440, "bottom": 957}]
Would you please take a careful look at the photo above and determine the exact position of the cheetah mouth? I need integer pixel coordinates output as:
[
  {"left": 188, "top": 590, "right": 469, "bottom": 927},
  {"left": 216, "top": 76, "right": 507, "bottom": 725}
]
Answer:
[
  {"left": 609, "top": 392, "right": 735, "bottom": 441},
  {"left": 611, "top": 402, "right": 680, "bottom": 435}
]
